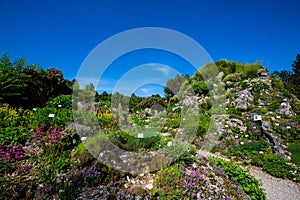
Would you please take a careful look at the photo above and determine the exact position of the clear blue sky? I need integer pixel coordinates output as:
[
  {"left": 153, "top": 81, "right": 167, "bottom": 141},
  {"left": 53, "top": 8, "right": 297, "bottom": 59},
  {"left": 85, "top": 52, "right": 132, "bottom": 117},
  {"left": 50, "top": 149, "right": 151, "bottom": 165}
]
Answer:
[{"left": 1, "top": 0, "right": 299, "bottom": 96}]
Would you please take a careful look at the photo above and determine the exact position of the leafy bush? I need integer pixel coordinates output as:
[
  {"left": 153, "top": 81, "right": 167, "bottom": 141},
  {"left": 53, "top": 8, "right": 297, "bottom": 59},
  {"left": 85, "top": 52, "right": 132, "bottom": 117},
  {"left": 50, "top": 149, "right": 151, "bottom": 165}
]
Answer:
[
  {"left": 288, "top": 142, "right": 300, "bottom": 166},
  {"left": 153, "top": 164, "right": 183, "bottom": 199},
  {"left": 223, "top": 72, "right": 248, "bottom": 82},
  {"left": 209, "top": 157, "right": 266, "bottom": 200},
  {"left": 46, "top": 94, "right": 72, "bottom": 109},
  {"left": 262, "top": 153, "right": 300, "bottom": 181}
]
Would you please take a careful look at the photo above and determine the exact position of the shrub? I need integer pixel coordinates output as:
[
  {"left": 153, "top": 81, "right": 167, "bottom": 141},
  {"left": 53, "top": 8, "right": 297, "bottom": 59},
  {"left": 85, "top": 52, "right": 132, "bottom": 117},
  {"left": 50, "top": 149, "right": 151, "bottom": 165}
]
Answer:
[
  {"left": 262, "top": 153, "right": 300, "bottom": 181},
  {"left": 288, "top": 142, "right": 300, "bottom": 166},
  {"left": 209, "top": 156, "right": 266, "bottom": 200}
]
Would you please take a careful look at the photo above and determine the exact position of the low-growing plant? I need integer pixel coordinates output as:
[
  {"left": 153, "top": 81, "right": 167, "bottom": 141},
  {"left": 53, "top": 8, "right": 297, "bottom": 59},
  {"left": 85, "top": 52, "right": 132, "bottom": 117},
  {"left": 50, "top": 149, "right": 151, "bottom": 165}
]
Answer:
[{"left": 209, "top": 156, "right": 266, "bottom": 200}]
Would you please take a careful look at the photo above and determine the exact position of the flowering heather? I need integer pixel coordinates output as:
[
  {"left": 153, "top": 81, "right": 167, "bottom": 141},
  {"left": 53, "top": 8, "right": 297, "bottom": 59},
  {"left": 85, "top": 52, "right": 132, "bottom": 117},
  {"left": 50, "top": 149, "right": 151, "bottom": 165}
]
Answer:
[
  {"left": 180, "top": 165, "right": 206, "bottom": 198},
  {"left": 34, "top": 125, "right": 63, "bottom": 144}
]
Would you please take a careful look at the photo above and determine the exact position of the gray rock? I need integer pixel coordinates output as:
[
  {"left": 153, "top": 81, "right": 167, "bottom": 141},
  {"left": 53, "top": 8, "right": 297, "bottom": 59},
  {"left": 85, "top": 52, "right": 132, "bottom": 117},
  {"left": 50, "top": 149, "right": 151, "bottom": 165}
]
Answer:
[
  {"left": 234, "top": 90, "right": 254, "bottom": 109},
  {"left": 261, "top": 122, "right": 286, "bottom": 157},
  {"left": 257, "top": 69, "right": 270, "bottom": 80},
  {"left": 278, "top": 101, "right": 294, "bottom": 116}
]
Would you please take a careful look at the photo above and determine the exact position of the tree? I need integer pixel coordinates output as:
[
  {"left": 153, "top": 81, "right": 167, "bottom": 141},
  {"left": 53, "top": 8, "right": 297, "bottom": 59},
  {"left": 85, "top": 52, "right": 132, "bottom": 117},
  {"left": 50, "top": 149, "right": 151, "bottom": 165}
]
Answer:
[
  {"left": 164, "top": 74, "right": 189, "bottom": 98},
  {"left": 292, "top": 53, "right": 300, "bottom": 74},
  {"left": 0, "top": 54, "right": 30, "bottom": 107}
]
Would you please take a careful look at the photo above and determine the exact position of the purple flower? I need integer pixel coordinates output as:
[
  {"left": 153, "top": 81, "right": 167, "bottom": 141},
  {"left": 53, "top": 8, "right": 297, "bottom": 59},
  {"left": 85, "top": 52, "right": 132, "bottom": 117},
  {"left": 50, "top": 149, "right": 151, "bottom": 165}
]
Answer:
[
  {"left": 29, "top": 151, "right": 34, "bottom": 156},
  {"left": 24, "top": 166, "right": 30, "bottom": 171},
  {"left": 198, "top": 141, "right": 203, "bottom": 147},
  {"left": 218, "top": 168, "right": 227, "bottom": 177},
  {"left": 2, "top": 140, "right": 9, "bottom": 143},
  {"left": 169, "top": 112, "right": 173, "bottom": 115},
  {"left": 290, "top": 122, "right": 296, "bottom": 125},
  {"left": 281, "top": 125, "right": 286, "bottom": 130}
]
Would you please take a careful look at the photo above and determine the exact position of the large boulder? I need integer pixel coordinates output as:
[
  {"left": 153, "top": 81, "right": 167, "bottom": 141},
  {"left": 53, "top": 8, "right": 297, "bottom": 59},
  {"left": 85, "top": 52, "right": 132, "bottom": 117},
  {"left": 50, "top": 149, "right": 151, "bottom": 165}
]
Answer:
[
  {"left": 277, "top": 100, "right": 294, "bottom": 116},
  {"left": 234, "top": 90, "right": 254, "bottom": 109},
  {"left": 261, "top": 122, "right": 286, "bottom": 157}
]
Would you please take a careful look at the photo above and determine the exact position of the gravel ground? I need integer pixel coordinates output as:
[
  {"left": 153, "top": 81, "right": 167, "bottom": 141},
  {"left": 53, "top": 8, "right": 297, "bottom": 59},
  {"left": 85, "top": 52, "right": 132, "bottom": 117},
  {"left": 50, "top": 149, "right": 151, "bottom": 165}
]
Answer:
[{"left": 249, "top": 166, "right": 300, "bottom": 200}]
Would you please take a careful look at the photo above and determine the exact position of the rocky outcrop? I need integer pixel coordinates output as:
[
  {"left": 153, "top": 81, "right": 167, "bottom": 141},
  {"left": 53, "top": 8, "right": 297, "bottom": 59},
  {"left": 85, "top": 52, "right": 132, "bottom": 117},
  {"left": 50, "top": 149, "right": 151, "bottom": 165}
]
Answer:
[
  {"left": 234, "top": 89, "right": 254, "bottom": 109},
  {"left": 261, "top": 122, "right": 286, "bottom": 157},
  {"left": 257, "top": 68, "right": 270, "bottom": 80},
  {"left": 277, "top": 99, "right": 294, "bottom": 116}
]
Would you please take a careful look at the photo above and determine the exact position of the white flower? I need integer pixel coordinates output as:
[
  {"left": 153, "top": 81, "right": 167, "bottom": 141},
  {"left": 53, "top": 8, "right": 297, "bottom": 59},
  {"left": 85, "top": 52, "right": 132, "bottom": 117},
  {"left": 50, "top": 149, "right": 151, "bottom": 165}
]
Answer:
[
  {"left": 48, "top": 114, "right": 55, "bottom": 118},
  {"left": 58, "top": 104, "right": 62, "bottom": 108},
  {"left": 33, "top": 108, "right": 37, "bottom": 111},
  {"left": 275, "top": 123, "right": 279, "bottom": 126},
  {"left": 192, "top": 163, "right": 197, "bottom": 169},
  {"left": 225, "top": 125, "right": 229, "bottom": 128},
  {"left": 235, "top": 135, "right": 239, "bottom": 139},
  {"left": 286, "top": 126, "right": 291, "bottom": 129},
  {"left": 81, "top": 137, "right": 87, "bottom": 141},
  {"left": 137, "top": 133, "right": 144, "bottom": 138},
  {"left": 225, "top": 108, "right": 228, "bottom": 110},
  {"left": 240, "top": 142, "right": 244, "bottom": 145},
  {"left": 276, "top": 116, "right": 281, "bottom": 119},
  {"left": 259, "top": 151, "right": 264, "bottom": 155},
  {"left": 245, "top": 134, "right": 249, "bottom": 138},
  {"left": 167, "top": 141, "right": 173, "bottom": 147}
]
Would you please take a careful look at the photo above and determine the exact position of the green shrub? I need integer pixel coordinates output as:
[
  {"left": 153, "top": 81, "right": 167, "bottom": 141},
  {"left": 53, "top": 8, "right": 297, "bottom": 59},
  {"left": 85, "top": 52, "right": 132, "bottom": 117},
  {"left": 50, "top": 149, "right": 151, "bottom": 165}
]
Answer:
[
  {"left": 288, "top": 142, "right": 300, "bottom": 166},
  {"left": 46, "top": 94, "right": 72, "bottom": 109},
  {"left": 262, "top": 153, "right": 299, "bottom": 181},
  {"left": 223, "top": 72, "right": 247, "bottom": 82},
  {"left": 209, "top": 157, "right": 266, "bottom": 200},
  {"left": 153, "top": 164, "right": 183, "bottom": 199}
]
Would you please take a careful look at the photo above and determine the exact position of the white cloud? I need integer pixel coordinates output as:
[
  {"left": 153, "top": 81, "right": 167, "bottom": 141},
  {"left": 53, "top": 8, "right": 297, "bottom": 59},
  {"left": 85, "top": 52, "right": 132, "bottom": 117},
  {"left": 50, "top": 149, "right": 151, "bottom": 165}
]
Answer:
[{"left": 153, "top": 64, "right": 172, "bottom": 76}]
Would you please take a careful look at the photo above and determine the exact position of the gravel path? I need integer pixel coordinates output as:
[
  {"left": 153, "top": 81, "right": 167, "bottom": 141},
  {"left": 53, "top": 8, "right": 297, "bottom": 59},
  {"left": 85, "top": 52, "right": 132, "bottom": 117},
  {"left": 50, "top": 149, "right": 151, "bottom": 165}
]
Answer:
[
  {"left": 249, "top": 166, "right": 300, "bottom": 200},
  {"left": 197, "top": 150, "right": 300, "bottom": 200}
]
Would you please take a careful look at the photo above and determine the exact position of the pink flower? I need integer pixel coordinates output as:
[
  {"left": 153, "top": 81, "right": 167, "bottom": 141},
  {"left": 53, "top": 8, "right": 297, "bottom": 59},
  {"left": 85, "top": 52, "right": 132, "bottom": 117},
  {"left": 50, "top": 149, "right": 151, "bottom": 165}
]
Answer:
[
  {"left": 290, "top": 122, "right": 296, "bottom": 125},
  {"left": 29, "top": 151, "right": 34, "bottom": 156},
  {"left": 24, "top": 166, "right": 30, "bottom": 171},
  {"left": 51, "top": 132, "right": 59, "bottom": 137},
  {"left": 281, "top": 125, "right": 286, "bottom": 130}
]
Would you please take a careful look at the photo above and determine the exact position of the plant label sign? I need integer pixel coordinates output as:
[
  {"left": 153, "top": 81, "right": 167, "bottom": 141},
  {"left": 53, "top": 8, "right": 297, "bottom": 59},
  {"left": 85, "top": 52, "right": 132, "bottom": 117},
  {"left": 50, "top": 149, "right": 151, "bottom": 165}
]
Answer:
[
  {"left": 253, "top": 114, "right": 261, "bottom": 121},
  {"left": 137, "top": 133, "right": 144, "bottom": 138}
]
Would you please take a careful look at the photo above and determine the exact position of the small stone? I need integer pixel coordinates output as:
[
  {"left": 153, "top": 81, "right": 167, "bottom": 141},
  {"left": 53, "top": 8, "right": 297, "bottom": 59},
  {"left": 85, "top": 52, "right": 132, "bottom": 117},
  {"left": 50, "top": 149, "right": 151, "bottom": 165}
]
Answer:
[{"left": 145, "top": 183, "right": 153, "bottom": 190}]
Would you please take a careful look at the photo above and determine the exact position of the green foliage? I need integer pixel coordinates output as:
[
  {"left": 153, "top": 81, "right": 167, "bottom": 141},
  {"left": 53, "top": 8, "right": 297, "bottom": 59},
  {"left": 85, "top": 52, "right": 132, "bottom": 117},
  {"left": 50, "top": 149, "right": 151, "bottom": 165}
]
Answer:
[
  {"left": 223, "top": 72, "right": 248, "bottom": 82},
  {"left": 46, "top": 94, "right": 72, "bottom": 109},
  {"left": 215, "top": 60, "right": 262, "bottom": 79},
  {"left": 164, "top": 74, "right": 189, "bottom": 98},
  {"left": 30, "top": 107, "right": 73, "bottom": 129},
  {"left": 0, "top": 54, "right": 72, "bottom": 109},
  {"left": 262, "top": 153, "right": 299, "bottom": 181},
  {"left": 209, "top": 157, "right": 266, "bottom": 200},
  {"left": 288, "top": 142, "right": 300, "bottom": 166},
  {"left": 153, "top": 164, "right": 183, "bottom": 199},
  {"left": 191, "top": 81, "right": 209, "bottom": 95}
]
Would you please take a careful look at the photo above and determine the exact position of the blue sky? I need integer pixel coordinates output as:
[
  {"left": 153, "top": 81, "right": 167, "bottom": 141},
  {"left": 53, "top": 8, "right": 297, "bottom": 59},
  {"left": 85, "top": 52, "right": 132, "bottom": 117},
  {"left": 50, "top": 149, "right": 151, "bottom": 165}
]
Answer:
[{"left": 0, "top": 0, "right": 299, "bottom": 96}]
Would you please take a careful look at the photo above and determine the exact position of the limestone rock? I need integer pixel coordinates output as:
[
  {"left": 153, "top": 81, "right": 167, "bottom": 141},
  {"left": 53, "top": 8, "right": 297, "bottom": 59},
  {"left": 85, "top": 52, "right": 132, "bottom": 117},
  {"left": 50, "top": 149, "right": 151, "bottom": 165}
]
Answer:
[{"left": 234, "top": 90, "right": 254, "bottom": 109}]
